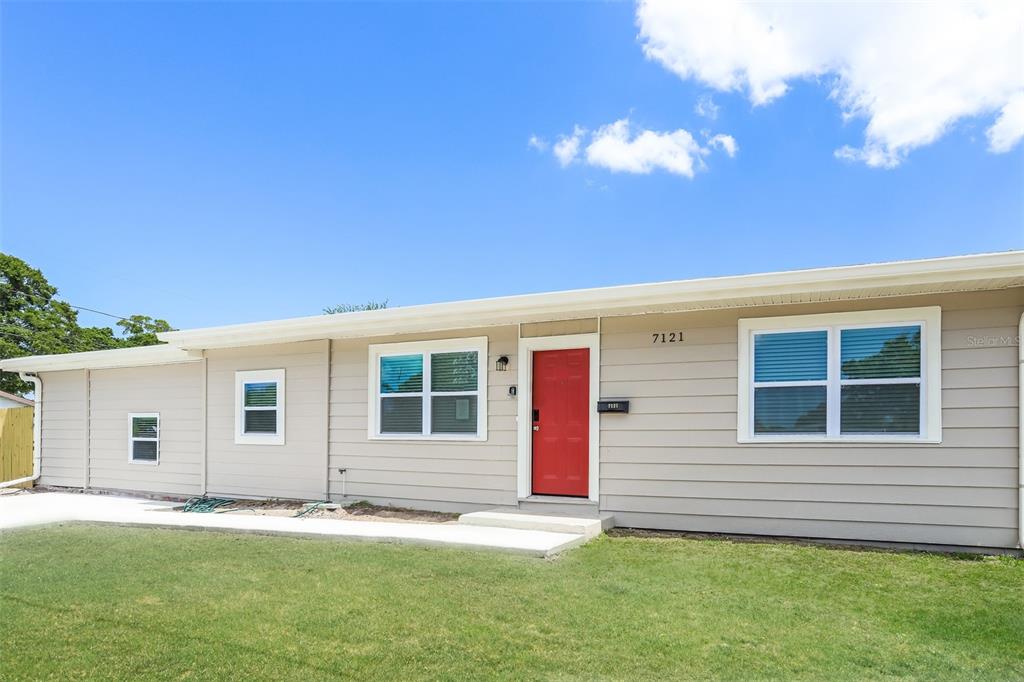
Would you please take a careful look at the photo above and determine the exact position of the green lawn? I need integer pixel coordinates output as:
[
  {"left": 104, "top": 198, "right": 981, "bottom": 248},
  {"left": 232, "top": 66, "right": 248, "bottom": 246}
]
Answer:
[{"left": 1, "top": 526, "right": 1021, "bottom": 680}]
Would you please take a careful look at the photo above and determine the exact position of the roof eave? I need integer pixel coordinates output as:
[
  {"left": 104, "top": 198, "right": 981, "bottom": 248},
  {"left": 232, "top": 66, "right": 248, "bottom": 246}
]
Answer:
[
  {"left": 0, "top": 391, "right": 34, "bottom": 406},
  {"left": 0, "top": 345, "right": 198, "bottom": 373},
  {"left": 157, "top": 251, "right": 1024, "bottom": 350}
]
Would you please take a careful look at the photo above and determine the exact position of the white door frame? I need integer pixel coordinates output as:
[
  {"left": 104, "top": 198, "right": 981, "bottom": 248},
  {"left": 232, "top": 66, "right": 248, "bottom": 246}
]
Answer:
[{"left": 516, "top": 332, "right": 600, "bottom": 502}]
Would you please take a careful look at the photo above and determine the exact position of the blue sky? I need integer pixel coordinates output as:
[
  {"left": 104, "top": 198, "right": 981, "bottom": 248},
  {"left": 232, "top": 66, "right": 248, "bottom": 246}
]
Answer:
[{"left": 2, "top": 2, "right": 1021, "bottom": 331}]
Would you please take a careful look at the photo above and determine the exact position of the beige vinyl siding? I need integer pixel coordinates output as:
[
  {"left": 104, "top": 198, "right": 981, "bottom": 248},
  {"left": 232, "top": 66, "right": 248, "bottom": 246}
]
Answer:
[
  {"left": 206, "top": 340, "right": 329, "bottom": 500},
  {"left": 38, "top": 370, "right": 86, "bottom": 487},
  {"left": 521, "top": 318, "right": 599, "bottom": 338},
  {"left": 329, "top": 326, "right": 517, "bottom": 512},
  {"left": 87, "top": 363, "right": 203, "bottom": 496},
  {"left": 26, "top": 286, "right": 1021, "bottom": 548},
  {"left": 599, "top": 288, "right": 1023, "bottom": 548}
]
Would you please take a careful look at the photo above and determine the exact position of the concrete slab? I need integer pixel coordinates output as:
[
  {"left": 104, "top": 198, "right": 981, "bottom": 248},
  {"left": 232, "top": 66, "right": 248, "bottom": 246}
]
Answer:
[{"left": 0, "top": 492, "right": 588, "bottom": 558}]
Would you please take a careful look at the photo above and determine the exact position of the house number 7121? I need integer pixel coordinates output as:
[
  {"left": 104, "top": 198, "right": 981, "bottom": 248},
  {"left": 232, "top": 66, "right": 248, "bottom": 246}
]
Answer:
[{"left": 652, "top": 332, "right": 684, "bottom": 344}]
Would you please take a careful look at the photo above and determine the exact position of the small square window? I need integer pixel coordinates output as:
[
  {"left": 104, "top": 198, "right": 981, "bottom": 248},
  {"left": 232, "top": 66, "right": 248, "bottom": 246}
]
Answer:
[
  {"left": 243, "top": 381, "right": 278, "bottom": 434},
  {"left": 235, "top": 369, "right": 285, "bottom": 445},
  {"left": 129, "top": 413, "right": 160, "bottom": 463}
]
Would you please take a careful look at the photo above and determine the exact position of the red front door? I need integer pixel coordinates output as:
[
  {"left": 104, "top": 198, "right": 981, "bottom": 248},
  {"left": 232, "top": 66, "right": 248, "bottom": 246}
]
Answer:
[{"left": 532, "top": 348, "right": 590, "bottom": 497}]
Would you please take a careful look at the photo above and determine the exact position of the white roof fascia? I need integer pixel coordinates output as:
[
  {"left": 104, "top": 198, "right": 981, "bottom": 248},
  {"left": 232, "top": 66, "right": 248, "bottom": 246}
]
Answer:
[
  {"left": 158, "top": 251, "right": 1024, "bottom": 350},
  {"left": 3, "top": 252, "right": 1020, "bottom": 368},
  {"left": 0, "top": 344, "right": 197, "bottom": 373}
]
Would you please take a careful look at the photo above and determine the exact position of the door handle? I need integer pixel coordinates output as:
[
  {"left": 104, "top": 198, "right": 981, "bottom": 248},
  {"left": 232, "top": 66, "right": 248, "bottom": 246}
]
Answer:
[{"left": 532, "top": 425, "right": 540, "bottom": 431}]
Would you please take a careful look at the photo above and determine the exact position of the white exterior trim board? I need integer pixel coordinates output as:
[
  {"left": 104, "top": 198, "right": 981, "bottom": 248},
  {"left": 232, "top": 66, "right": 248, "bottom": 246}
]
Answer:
[{"left": 516, "top": 332, "right": 601, "bottom": 503}]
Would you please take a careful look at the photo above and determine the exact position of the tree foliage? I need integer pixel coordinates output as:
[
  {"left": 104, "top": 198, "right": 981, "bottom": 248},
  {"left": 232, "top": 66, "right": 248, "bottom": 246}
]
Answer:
[
  {"left": 840, "top": 330, "right": 920, "bottom": 379},
  {"left": 0, "top": 253, "right": 173, "bottom": 395},
  {"left": 115, "top": 315, "right": 174, "bottom": 347},
  {"left": 323, "top": 300, "right": 389, "bottom": 314}
]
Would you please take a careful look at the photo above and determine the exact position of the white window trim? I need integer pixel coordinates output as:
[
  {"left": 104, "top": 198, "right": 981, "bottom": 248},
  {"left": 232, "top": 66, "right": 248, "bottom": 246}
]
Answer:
[
  {"left": 737, "top": 306, "right": 941, "bottom": 444},
  {"left": 516, "top": 332, "right": 601, "bottom": 503},
  {"left": 128, "top": 412, "right": 160, "bottom": 465},
  {"left": 367, "top": 336, "right": 488, "bottom": 441},
  {"left": 234, "top": 369, "right": 286, "bottom": 445}
]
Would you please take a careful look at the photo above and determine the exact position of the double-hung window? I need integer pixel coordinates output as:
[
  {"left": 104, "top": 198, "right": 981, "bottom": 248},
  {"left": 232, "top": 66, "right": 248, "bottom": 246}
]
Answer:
[
  {"left": 235, "top": 369, "right": 285, "bottom": 445},
  {"left": 738, "top": 307, "right": 941, "bottom": 442},
  {"left": 369, "top": 337, "right": 488, "bottom": 440},
  {"left": 129, "top": 413, "right": 160, "bottom": 463}
]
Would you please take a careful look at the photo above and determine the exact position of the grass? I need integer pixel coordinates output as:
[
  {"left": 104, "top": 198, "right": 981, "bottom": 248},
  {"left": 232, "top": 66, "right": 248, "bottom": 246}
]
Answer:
[{"left": 1, "top": 526, "right": 1021, "bottom": 680}]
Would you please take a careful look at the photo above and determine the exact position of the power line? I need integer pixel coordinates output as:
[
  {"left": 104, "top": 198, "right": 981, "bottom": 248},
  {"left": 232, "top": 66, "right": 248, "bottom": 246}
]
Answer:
[
  {"left": 4, "top": 288, "right": 134, "bottom": 322},
  {"left": 0, "top": 321, "right": 123, "bottom": 348},
  {"left": 66, "top": 304, "right": 134, "bottom": 323}
]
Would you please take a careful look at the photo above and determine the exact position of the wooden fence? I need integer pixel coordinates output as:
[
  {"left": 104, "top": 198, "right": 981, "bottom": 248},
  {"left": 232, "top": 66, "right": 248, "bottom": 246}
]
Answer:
[{"left": 0, "top": 406, "right": 34, "bottom": 488}]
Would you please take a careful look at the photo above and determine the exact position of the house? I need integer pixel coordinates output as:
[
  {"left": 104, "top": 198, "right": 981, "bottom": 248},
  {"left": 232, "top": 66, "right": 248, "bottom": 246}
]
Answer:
[
  {"left": 0, "top": 390, "right": 33, "bottom": 409},
  {"left": 1, "top": 252, "right": 1022, "bottom": 551}
]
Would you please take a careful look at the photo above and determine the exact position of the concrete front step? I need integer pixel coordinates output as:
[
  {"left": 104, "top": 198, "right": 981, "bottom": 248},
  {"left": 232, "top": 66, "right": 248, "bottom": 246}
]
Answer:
[
  {"left": 517, "top": 496, "right": 600, "bottom": 517},
  {"left": 459, "top": 510, "right": 615, "bottom": 539}
]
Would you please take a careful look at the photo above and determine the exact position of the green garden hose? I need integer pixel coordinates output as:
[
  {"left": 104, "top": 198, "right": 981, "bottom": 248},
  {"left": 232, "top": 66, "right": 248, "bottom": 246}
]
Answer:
[
  {"left": 293, "top": 501, "right": 327, "bottom": 518},
  {"left": 182, "top": 497, "right": 235, "bottom": 513}
]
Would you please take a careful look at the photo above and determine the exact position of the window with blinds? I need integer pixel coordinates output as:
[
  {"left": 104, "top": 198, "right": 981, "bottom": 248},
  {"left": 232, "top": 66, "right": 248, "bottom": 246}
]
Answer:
[
  {"left": 129, "top": 413, "right": 160, "bottom": 463},
  {"left": 235, "top": 369, "right": 286, "bottom": 445},
  {"left": 371, "top": 338, "right": 488, "bottom": 439},
  {"left": 739, "top": 308, "right": 939, "bottom": 442},
  {"left": 840, "top": 326, "right": 921, "bottom": 434},
  {"left": 753, "top": 331, "right": 828, "bottom": 434},
  {"left": 243, "top": 382, "right": 279, "bottom": 434}
]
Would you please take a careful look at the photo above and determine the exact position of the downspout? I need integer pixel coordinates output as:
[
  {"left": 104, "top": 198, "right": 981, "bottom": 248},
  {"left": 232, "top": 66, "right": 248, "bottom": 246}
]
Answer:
[
  {"left": 1018, "top": 312, "right": 1023, "bottom": 550},
  {"left": 323, "top": 338, "right": 331, "bottom": 501},
  {"left": 83, "top": 369, "right": 90, "bottom": 489},
  {"left": 200, "top": 354, "right": 208, "bottom": 496},
  {"left": 0, "top": 372, "right": 43, "bottom": 489}
]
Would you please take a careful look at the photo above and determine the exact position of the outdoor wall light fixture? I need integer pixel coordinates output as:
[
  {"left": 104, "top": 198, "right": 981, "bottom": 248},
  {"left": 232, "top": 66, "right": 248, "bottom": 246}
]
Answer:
[{"left": 496, "top": 355, "right": 510, "bottom": 372}]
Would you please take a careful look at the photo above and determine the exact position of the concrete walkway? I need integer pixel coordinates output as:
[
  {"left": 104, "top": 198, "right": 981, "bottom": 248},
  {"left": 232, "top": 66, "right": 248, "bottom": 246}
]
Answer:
[{"left": 0, "top": 492, "right": 589, "bottom": 557}]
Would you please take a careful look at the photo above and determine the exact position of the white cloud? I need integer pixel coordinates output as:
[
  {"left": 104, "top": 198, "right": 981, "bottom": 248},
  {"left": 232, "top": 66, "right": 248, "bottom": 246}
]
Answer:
[
  {"left": 694, "top": 94, "right": 719, "bottom": 120},
  {"left": 527, "top": 135, "right": 549, "bottom": 152},
  {"left": 636, "top": 0, "right": 1024, "bottom": 167},
  {"left": 586, "top": 119, "right": 704, "bottom": 177},
  {"left": 553, "top": 125, "right": 585, "bottom": 167},
  {"left": 987, "top": 92, "right": 1024, "bottom": 153},
  {"left": 833, "top": 144, "right": 899, "bottom": 168},
  {"left": 544, "top": 118, "right": 736, "bottom": 178},
  {"left": 707, "top": 133, "right": 738, "bottom": 158}
]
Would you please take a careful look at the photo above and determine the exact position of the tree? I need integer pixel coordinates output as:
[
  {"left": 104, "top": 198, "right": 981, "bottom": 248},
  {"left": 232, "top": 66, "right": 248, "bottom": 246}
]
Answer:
[
  {"left": 0, "top": 253, "right": 174, "bottom": 395},
  {"left": 116, "top": 315, "right": 174, "bottom": 347},
  {"left": 323, "top": 300, "right": 389, "bottom": 314}
]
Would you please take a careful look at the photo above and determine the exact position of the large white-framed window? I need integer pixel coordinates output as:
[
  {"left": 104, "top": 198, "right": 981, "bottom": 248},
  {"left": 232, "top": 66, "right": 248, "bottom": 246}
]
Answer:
[
  {"left": 737, "top": 307, "right": 941, "bottom": 443},
  {"left": 234, "top": 369, "right": 285, "bottom": 445},
  {"left": 129, "top": 413, "right": 160, "bottom": 464},
  {"left": 368, "top": 336, "right": 488, "bottom": 441}
]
